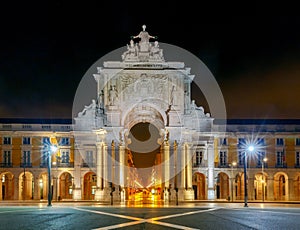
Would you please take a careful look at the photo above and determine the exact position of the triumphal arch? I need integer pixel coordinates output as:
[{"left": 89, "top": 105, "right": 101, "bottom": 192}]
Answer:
[{"left": 74, "top": 25, "right": 215, "bottom": 203}]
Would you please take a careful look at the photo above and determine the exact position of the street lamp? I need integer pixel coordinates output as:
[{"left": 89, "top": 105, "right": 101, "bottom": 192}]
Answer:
[
  {"left": 262, "top": 157, "right": 267, "bottom": 202},
  {"left": 48, "top": 145, "right": 57, "bottom": 207},
  {"left": 231, "top": 161, "right": 237, "bottom": 202},
  {"left": 244, "top": 145, "right": 254, "bottom": 207}
]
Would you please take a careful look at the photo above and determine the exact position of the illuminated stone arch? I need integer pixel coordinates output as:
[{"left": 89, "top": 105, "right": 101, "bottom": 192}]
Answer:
[
  {"left": 293, "top": 173, "right": 300, "bottom": 201},
  {"left": 18, "top": 171, "right": 34, "bottom": 200},
  {"left": 0, "top": 171, "right": 14, "bottom": 200},
  {"left": 274, "top": 172, "right": 289, "bottom": 201},
  {"left": 254, "top": 172, "right": 268, "bottom": 200},
  {"left": 216, "top": 172, "right": 229, "bottom": 199},
  {"left": 83, "top": 171, "right": 97, "bottom": 200},
  {"left": 59, "top": 171, "right": 74, "bottom": 200},
  {"left": 192, "top": 172, "right": 206, "bottom": 200}
]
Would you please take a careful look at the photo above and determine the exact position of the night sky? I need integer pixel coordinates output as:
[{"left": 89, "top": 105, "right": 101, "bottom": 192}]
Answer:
[{"left": 0, "top": 1, "right": 299, "bottom": 119}]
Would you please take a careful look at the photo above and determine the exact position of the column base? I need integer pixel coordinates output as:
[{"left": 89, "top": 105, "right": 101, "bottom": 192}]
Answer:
[
  {"left": 73, "top": 188, "right": 82, "bottom": 200},
  {"left": 184, "top": 189, "right": 194, "bottom": 200},
  {"left": 95, "top": 188, "right": 111, "bottom": 201},
  {"left": 207, "top": 188, "right": 215, "bottom": 200}
]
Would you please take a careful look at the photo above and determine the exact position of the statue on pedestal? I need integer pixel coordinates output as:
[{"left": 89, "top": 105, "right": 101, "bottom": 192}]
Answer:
[{"left": 133, "top": 25, "right": 156, "bottom": 52}]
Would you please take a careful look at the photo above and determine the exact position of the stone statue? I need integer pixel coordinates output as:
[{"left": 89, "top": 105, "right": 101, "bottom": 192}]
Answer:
[
  {"left": 109, "top": 85, "right": 118, "bottom": 106},
  {"left": 78, "top": 99, "right": 96, "bottom": 117},
  {"left": 122, "top": 40, "right": 138, "bottom": 60},
  {"left": 133, "top": 25, "right": 156, "bottom": 52},
  {"left": 97, "top": 90, "right": 104, "bottom": 109},
  {"left": 150, "top": 41, "right": 163, "bottom": 59}
]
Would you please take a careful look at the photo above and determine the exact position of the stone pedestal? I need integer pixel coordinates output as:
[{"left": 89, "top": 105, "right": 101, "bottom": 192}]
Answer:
[
  {"left": 73, "top": 188, "right": 82, "bottom": 200},
  {"left": 184, "top": 189, "right": 194, "bottom": 200},
  {"left": 95, "top": 188, "right": 111, "bottom": 201}
]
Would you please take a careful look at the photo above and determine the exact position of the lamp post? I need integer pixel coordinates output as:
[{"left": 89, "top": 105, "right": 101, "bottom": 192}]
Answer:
[
  {"left": 48, "top": 145, "right": 57, "bottom": 207},
  {"left": 231, "top": 161, "right": 237, "bottom": 202},
  {"left": 262, "top": 157, "right": 267, "bottom": 202},
  {"left": 244, "top": 145, "right": 254, "bottom": 207}
]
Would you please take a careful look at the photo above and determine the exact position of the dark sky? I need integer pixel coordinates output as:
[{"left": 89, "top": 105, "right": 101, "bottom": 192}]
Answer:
[{"left": 0, "top": 1, "right": 299, "bottom": 119}]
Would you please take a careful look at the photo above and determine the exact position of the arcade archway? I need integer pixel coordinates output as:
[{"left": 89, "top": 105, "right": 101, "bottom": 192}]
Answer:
[{"left": 125, "top": 121, "right": 163, "bottom": 203}]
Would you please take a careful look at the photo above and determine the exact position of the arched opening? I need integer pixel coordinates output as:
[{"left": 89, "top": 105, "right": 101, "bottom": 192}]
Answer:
[
  {"left": 83, "top": 172, "right": 97, "bottom": 200},
  {"left": 38, "top": 173, "right": 48, "bottom": 200},
  {"left": 59, "top": 172, "right": 73, "bottom": 200},
  {"left": 254, "top": 173, "right": 268, "bottom": 200},
  {"left": 0, "top": 172, "right": 14, "bottom": 200},
  {"left": 274, "top": 173, "right": 288, "bottom": 201},
  {"left": 123, "top": 105, "right": 165, "bottom": 203},
  {"left": 19, "top": 171, "right": 34, "bottom": 200},
  {"left": 235, "top": 173, "right": 244, "bottom": 200},
  {"left": 294, "top": 174, "right": 300, "bottom": 201},
  {"left": 193, "top": 173, "right": 206, "bottom": 200},
  {"left": 216, "top": 172, "right": 229, "bottom": 199}
]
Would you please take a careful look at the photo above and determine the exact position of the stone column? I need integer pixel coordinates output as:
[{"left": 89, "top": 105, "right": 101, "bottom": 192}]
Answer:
[
  {"left": 119, "top": 143, "right": 125, "bottom": 202},
  {"left": 180, "top": 144, "right": 186, "bottom": 189},
  {"left": 164, "top": 141, "right": 170, "bottom": 202},
  {"left": 33, "top": 177, "right": 40, "bottom": 200},
  {"left": 95, "top": 141, "right": 103, "bottom": 201},
  {"left": 14, "top": 176, "right": 19, "bottom": 200},
  {"left": 184, "top": 143, "right": 194, "bottom": 200},
  {"left": 103, "top": 143, "right": 108, "bottom": 189},
  {"left": 73, "top": 149, "right": 82, "bottom": 200},
  {"left": 267, "top": 176, "right": 274, "bottom": 200},
  {"left": 288, "top": 178, "right": 294, "bottom": 201},
  {"left": 207, "top": 140, "right": 215, "bottom": 200},
  {"left": 248, "top": 173, "right": 254, "bottom": 200}
]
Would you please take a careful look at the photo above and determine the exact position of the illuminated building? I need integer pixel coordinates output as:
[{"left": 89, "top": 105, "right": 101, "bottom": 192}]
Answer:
[{"left": 1, "top": 26, "right": 300, "bottom": 202}]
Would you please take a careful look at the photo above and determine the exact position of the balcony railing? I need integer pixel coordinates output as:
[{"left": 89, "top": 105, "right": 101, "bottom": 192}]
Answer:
[
  {"left": 40, "top": 163, "right": 48, "bottom": 168},
  {"left": 55, "top": 162, "right": 74, "bottom": 168},
  {"left": 20, "top": 163, "right": 32, "bottom": 168},
  {"left": 218, "top": 163, "right": 229, "bottom": 168},
  {"left": 256, "top": 162, "right": 268, "bottom": 168},
  {"left": 81, "top": 162, "right": 95, "bottom": 168},
  {"left": 0, "top": 163, "right": 13, "bottom": 168},
  {"left": 193, "top": 162, "right": 207, "bottom": 167},
  {"left": 275, "top": 163, "right": 287, "bottom": 168}
]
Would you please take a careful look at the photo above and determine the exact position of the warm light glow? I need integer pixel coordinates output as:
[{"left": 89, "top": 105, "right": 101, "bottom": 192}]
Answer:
[
  {"left": 232, "top": 161, "right": 237, "bottom": 166},
  {"left": 247, "top": 145, "right": 254, "bottom": 152},
  {"left": 263, "top": 157, "right": 268, "bottom": 162}
]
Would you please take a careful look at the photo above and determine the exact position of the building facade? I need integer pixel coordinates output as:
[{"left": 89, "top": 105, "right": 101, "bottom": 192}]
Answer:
[{"left": 1, "top": 27, "right": 300, "bottom": 202}]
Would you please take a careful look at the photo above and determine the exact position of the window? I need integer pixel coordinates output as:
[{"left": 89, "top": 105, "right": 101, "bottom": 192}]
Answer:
[
  {"left": 276, "top": 138, "right": 284, "bottom": 146},
  {"left": 42, "top": 137, "right": 50, "bottom": 145},
  {"left": 238, "top": 151, "right": 244, "bottom": 166},
  {"left": 3, "top": 150, "right": 11, "bottom": 165},
  {"left": 86, "top": 151, "right": 94, "bottom": 165},
  {"left": 276, "top": 151, "right": 285, "bottom": 166},
  {"left": 61, "top": 150, "right": 70, "bottom": 163},
  {"left": 3, "top": 137, "right": 11, "bottom": 145},
  {"left": 257, "top": 152, "right": 266, "bottom": 166},
  {"left": 194, "top": 151, "right": 203, "bottom": 166},
  {"left": 296, "top": 152, "right": 300, "bottom": 167},
  {"left": 60, "top": 137, "right": 70, "bottom": 146},
  {"left": 238, "top": 138, "right": 246, "bottom": 147},
  {"left": 257, "top": 138, "right": 265, "bottom": 146},
  {"left": 22, "top": 151, "right": 31, "bottom": 165},
  {"left": 23, "top": 137, "right": 31, "bottom": 145},
  {"left": 219, "top": 138, "right": 227, "bottom": 146},
  {"left": 41, "top": 151, "right": 48, "bottom": 166},
  {"left": 219, "top": 151, "right": 227, "bottom": 166},
  {"left": 296, "top": 138, "right": 300, "bottom": 146}
]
